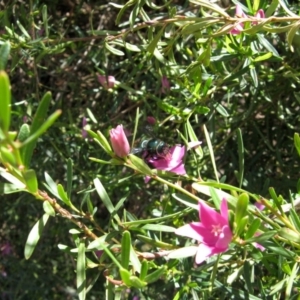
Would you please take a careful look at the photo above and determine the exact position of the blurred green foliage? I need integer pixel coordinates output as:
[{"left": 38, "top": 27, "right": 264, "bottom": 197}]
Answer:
[{"left": 1, "top": 0, "right": 300, "bottom": 299}]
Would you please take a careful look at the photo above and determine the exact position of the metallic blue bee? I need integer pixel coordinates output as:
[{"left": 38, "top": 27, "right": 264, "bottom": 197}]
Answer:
[{"left": 131, "top": 138, "right": 171, "bottom": 160}]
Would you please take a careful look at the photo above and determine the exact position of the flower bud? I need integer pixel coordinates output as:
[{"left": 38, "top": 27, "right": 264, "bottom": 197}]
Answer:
[
  {"left": 161, "top": 76, "right": 170, "bottom": 93},
  {"left": 109, "top": 125, "right": 130, "bottom": 157},
  {"left": 98, "top": 74, "right": 115, "bottom": 89}
]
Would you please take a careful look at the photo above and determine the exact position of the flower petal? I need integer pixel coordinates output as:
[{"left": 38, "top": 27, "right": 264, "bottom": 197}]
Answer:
[
  {"left": 199, "top": 200, "right": 227, "bottom": 227},
  {"left": 175, "top": 222, "right": 204, "bottom": 242},
  {"left": 220, "top": 198, "right": 230, "bottom": 223},
  {"left": 195, "top": 244, "right": 214, "bottom": 264},
  {"left": 109, "top": 125, "right": 130, "bottom": 157}
]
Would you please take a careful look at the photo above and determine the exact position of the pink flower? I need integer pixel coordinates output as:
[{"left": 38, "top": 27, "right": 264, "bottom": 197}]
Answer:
[
  {"left": 98, "top": 74, "right": 115, "bottom": 89},
  {"left": 146, "top": 116, "right": 156, "bottom": 125},
  {"left": 109, "top": 125, "right": 130, "bottom": 157},
  {"left": 230, "top": 5, "right": 265, "bottom": 35},
  {"left": 95, "top": 250, "right": 103, "bottom": 258},
  {"left": 1, "top": 241, "right": 12, "bottom": 256},
  {"left": 252, "top": 9, "right": 265, "bottom": 25},
  {"left": 175, "top": 198, "right": 232, "bottom": 264},
  {"left": 253, "top": 232, "right": 265, "bottom": 251},
  {"left": 148, "top": 145, "right": 186, "bottom": 175},
  {"left": 161, "top": 76, "right": 170, "bottom": 94},
  {"left": 255, "top": 201, "right": 265, "bottom": 211}
]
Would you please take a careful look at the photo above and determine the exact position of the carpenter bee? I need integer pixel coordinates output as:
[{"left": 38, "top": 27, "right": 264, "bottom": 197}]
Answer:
[
  {"left": 131, "top": 138, "right": 171, "bottom": 160},
  {"left": 131, "top": 124, "right": 171, "bottom": 160}
]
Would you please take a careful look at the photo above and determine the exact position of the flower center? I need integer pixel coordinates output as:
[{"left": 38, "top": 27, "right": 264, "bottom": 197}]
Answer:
[{"left": 211, "top": 224, "right": 224, "bottom": 237}]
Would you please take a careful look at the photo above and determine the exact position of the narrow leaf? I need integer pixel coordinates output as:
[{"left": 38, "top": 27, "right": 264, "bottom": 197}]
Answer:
[
  {"left": 24, "top": 214, "right": 50, "bottom": 259},
  {"left": 21, "top": 109, "right": 62, "bottom": 147},
  {"left": 77, "top": 242, "right": 86, "bottom": 300},
  {"left": 121, "top": 231, "right": 131, "bottom": 269},
  {"left": 0, "top": 41, "right": 11, "bottom": 70},
  {"left": 23, "top": 169, "right": 38, "bottom": 194},
  {"left": 57, "top": 184, "right": 72, "bottom": 206},
  {"left": 147, "top": 27, "right": 165, "bottom": 55},
  {"left": 21, "top": 92, "right": 51, "bottom": 167},
  {"left": 67, "top": 158, "right": 73, "bottom": 198},
  {"left": 93, "top": 178, "right": 115, "bottom": 214},
  {"left": 105, "top": 42, "right": 125, "bottom": 56},
  {"left": 0, "top": 71, "right": 11, "bottom": 132}
]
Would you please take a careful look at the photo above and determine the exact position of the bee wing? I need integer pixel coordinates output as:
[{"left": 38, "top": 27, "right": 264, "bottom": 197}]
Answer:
[{"left": 131, "top": 147, "right": 144, "bottom": 154}]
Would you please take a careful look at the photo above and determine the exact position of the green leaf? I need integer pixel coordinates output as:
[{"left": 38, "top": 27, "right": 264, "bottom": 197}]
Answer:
[
  {"left": 23, "top": 169, "right": 38, "bottom": 194},
  {"left": 137, "top": 234, "right": 177, "bottom": 249},
  {"left": 21, "top": 92, "right": 51, "bottom": 167},
  {"left": 21, "top": 109, "right": 62, "bottom": 147},
  {"left": 17, "top": 124, "right": 31, "bottom": 142},
  {"left": 235, "top": 193, "right": 249, "bottom": 225},
  {"left": 167, "top": 246, "right": 198, "bottom": 260},
  {"left": 214, "top": 102, "right": 229, "bottom": 117},
  {"left": 245, "top": 218, "right": 261, "bottom": 239},
  {"left": 249, "top": 65, "right": 258, "bottom": 88},
  {"left": 42, "top": 5, "right": 49, "bottom": 37},
  {"left": 265, "top": 0, "right": 278, "bottom": 17},
  {"left": 0, "top": 146, "right": 17, "bottom": 166},
  {"left": 130, "top": 244, "right": 141, "bottom": 273},
  {"left": 257, "top": 34, "right": 280, "bottom": 57},
  {"left": 287, "top": 22, "right": 300, "bottom": 52},
  {"left": 128, "top": 154, "right": 153, "bottom": 175},
  {"left": 141, "top": 224, "right": 176, "bottom": 232},
  {"left": 186, "top": 120, "right": 203, "bottom": 158},
  {"left": 182, "top": 19, "right": 220, "bottom": 35},
  {"left": 121, "top": 231, "right": 131, "bottom": 269},
  {"left": 57, "top": 184, "right": 72, "bottom": 207},
  {"left": 236, "top": 128, "right": 244, "bottom": 188},
  {"left": 24, "top": 213, "right": 50, "bottom": 259},
  {"left": 67, "top": 158, "right": 73, "bottom": 198},
  {"left": 203, "top": 124, "right": 218, "bottom": 182},
  {"left": 77, "top": 242, "right": 86, "bottom": 300},
  {"left": 43, "top": 201, "right": 55, "bottom": 216},
  {"left": 294, "top": 133, "right": 300, "bottom": 156},
  {"left": 140, "top": 260, "right": 148, "bottom": 280},
  {"left": 105, "top": 42, "right": 125, "bottom": 56},
  {"left": 44, "top": 172, "right": 61, "bottom": 200},
  {"left": 16, "top": 20, "right": 31, "bottom": 39},
  {"left": 0, "top": 182, "right": 26, "bottom": 194},
  {"left": 124, "top": 42, "right": 142, "bottom": 52},
  {"left": 144, "top": 266, "right": 166, "bottom": 284},
  {"left": 0, "top": 167, "right": 25, "bottom": 188},
  {"left": 189, "top": 0, "right": 229, "bottom": 17},
  {"left": 115, "top": 0, "right": 136, "bottom": 25},
  {"left": 93, "top": 178, "right": 120, "bottom": 222},
  {"left": 147, "top": 27, "right": 165, "bottom": 55},
  {"left": 0, "top": 71, "right": 11, "bottom": 133},
  {"left": 0, "top": 41, "right": 11, "bottom": 70},
  {"left": 129, "top": 275, "right": 147, "bottom": 288},
  {"left": 253, "top": 52, "right": 273, "bottom": 62},
  {"left": 278, "top": 228, "right": 300, "bottom": 243},
  {"left": 87, "top": 129, "right": 112, "bottom": 155},
  {"left": 245, "top": 230, "right": 277, "bottom": 244},
  {"left": 87, "top": 235, "right": 107, "bottom": 250},
  {"left": 286, "top": 263, "right": 299, "bottom": 297},
  {"left": 120, "top": 268, "right": 131, "bottom": 286}
]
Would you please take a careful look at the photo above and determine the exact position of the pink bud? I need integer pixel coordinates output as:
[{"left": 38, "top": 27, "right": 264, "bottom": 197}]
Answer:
[
  {"left": 98, "top": 74, "right": 115, "bottom": 89},
  {"left": 109, "top": 125, "right": 130, "bottom": 157},
  {"left": 235, "top": 5, "right": 247, "bottom": 18},
  {"left": 253, "top": 9, "right": 265, "bottom": 25},
  {"left": 161, "top": 76, "right": 170, "bottom": 93},
  {"left": 146, "top": 116, "right": 156, "bottom": 125},
  {"left": 230, "top": 5, "right": 247, "bottom": 35}
]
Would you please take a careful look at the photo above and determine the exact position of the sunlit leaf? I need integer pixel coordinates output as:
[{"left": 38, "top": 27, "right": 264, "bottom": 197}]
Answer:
[{"left": 24, "top": 214, "right": 50, "bottom": 259}]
